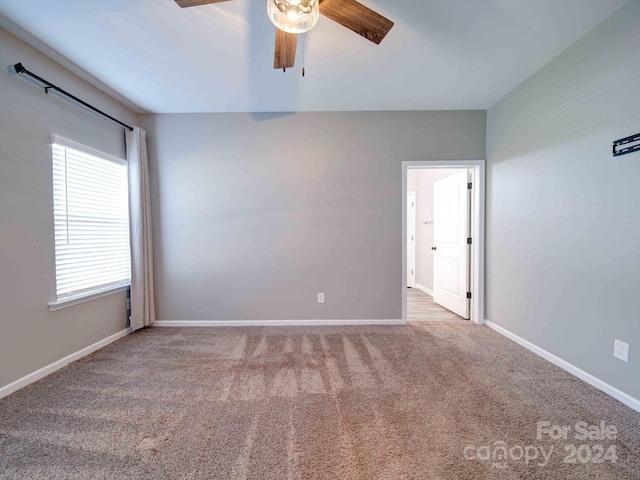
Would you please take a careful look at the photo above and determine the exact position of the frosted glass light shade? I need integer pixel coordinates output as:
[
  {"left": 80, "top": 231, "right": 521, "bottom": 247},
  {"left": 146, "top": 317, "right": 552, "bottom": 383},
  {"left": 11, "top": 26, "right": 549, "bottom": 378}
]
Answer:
[{"left": 267, "top": 0, "right": 320, "bottom": 34}]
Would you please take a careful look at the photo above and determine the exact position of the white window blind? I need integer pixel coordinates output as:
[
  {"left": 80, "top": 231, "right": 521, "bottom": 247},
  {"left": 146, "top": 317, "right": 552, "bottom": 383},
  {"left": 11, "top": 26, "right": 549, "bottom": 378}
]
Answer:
[{"left": 51, "top": 135, "right": 131, "bottom": 300}]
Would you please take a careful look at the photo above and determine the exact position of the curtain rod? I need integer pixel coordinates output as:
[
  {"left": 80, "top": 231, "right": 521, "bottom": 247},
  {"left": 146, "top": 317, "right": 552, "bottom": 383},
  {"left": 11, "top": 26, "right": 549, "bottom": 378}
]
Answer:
[
  {"left": 612, "top": 132, "right": 640, "bottom": 157},
  {"left": 9, "top": 62, "right": 134, "bottom": 132}
]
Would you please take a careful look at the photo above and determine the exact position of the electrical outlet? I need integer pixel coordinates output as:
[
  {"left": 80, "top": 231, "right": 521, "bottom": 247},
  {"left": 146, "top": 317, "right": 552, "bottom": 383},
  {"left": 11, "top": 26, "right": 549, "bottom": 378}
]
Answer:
[
  {"left": 613, "top": 340, "right": 629, "bottom": 363},
  {"left": 317, "top": 292, "right": 325, "bottom": 304}
]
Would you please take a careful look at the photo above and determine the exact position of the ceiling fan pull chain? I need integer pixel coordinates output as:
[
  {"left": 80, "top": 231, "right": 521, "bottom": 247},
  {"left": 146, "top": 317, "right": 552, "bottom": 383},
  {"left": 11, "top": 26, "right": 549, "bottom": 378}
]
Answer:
[{"left": 302, "top": 32, "right": 306, "bottom": 77}]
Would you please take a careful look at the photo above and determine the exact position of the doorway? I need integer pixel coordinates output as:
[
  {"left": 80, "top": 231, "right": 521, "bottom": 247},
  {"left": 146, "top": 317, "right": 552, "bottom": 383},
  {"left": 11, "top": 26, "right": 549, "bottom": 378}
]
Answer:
[{"left": 402, "top": 161, "right": 485, "bottom": 325}]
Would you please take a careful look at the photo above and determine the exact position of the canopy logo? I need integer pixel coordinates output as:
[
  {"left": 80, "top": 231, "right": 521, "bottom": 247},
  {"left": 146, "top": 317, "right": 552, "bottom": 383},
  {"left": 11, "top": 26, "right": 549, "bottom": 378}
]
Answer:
[
  {"left": 463, "top": 442, "right": 553, "bottom": 469},
  {"left": 463, "top": 420, "right": 618, "bottom": 470}
]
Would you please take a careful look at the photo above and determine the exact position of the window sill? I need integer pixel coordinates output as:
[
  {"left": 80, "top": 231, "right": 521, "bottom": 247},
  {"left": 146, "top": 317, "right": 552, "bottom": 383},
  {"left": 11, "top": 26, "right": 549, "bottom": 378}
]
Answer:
[{"left": 49, "top": 285, "right": 130, "bottom": 311}]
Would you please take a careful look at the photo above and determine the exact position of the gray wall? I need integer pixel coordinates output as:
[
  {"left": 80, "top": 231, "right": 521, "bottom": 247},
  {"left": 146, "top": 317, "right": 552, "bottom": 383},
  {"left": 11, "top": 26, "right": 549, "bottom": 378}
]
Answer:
[
  {"left": 141, "top": 111, "right": 486, "bottom": 321},
  {"left": 0, "top": 28, "right": 139, "bottom": 388},
  {"left": 486, "top": 2, "right": 640, "bottom": 400}
]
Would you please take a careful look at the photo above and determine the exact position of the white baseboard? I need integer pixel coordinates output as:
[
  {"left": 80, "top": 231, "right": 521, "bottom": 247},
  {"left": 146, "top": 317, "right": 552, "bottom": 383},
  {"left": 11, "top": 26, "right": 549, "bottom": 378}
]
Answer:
[
  {"left": 0, "top": 328, "right": 131, "bottom": 400},
  {"left": 154, "top": 319, "right": 405, "bottom": 327},
  {"left": 484, "top": 320, "right": 640, "bottom": 413},
  {"left": 414, "top": 284, "right": 433, "bottom": 296}
]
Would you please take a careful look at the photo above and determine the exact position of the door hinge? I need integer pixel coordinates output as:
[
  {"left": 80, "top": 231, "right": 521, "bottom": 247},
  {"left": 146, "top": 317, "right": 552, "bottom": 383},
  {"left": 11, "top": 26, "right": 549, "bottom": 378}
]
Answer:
[
  {"left": 467, "top": 292, "right": 472, "bottom": 299},
  {"left": 467, "top": 237, "right": 472, "bottom": 244},
  {"left": 468, "top": 182, "right": 472, "bottom": 190}
]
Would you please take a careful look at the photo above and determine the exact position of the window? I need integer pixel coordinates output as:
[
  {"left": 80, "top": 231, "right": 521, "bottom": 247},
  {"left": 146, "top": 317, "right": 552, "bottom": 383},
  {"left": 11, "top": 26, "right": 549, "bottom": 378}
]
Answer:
[{"left": 50, "top": 135, "right": 130, "bottom": 307}]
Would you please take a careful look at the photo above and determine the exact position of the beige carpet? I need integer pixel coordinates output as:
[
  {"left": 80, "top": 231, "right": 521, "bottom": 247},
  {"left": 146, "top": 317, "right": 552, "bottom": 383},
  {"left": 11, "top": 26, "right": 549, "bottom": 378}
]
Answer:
[{"left": 0, "top": 323, "right": 638, "bottom": 479}]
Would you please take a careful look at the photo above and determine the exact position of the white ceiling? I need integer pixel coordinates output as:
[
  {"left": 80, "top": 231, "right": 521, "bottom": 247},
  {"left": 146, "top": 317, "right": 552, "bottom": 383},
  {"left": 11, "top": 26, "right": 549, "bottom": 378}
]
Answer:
[{"left": 0, "top": 0, "right": 627, "bottom": 113}]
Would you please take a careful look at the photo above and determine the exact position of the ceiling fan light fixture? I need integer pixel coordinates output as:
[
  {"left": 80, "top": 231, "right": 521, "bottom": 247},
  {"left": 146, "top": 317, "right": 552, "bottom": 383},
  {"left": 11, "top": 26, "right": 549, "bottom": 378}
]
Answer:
[{"left": 268, "top": 0, "right": 319, "bottom": 34}]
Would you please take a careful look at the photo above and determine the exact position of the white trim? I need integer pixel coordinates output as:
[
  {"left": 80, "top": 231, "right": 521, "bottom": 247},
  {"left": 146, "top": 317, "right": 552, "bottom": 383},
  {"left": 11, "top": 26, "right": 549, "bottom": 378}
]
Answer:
[
  {"left": 0, "top": 328, "right": 131, "bottom": 400},
  {"left": 485, "top": 320, "right": 640, "bottom": 413},
  {"left": 402, "top": 160, "right": 485, "bottom": 325},
  {"left": 49, "top": 284, "right": 129, "bottom": 311},
  {"left": 50, "top": 134, "right": 126, "bottom": 165},
  {"left": 154, "top": 319, "right": 404, "bottom": 327},
  {"left": 414, "top": 284, "right": 433, "bottom": 296}
]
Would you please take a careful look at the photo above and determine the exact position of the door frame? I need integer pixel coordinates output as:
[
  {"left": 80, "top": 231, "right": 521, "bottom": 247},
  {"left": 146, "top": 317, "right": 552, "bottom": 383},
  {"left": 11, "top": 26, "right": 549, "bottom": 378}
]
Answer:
[
  {"left": 407, "top": 190, "right": 417, "bottom": 288},
  {"left": 401, "top": 160, "right": 486, "bottom": 325}
]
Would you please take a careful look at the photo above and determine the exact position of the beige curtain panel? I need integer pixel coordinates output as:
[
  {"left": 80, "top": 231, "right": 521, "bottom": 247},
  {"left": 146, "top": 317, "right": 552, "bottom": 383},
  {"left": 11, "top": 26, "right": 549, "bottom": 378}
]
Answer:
[{"left": 126, "top": 127, "right": 155, "bottom": 331}]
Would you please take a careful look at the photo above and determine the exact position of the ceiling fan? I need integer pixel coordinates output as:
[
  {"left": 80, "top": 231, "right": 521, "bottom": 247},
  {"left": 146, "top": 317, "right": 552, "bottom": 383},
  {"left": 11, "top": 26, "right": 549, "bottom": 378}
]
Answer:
[{"left": 174, "top": 0, "right": 394, "bottom": 70}]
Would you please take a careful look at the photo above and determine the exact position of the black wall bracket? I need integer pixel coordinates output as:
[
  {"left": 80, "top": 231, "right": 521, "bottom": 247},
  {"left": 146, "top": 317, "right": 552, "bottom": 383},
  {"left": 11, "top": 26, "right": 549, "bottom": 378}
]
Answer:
[{"left": 613, "top": 132, "right": 640, "bottom": 157}]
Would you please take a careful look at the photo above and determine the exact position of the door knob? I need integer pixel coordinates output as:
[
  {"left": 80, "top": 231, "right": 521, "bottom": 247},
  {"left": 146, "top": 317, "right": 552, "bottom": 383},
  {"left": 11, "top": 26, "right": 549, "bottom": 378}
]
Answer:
[{"left": 431, "top": 246, "right": 437, "bottom": 251}]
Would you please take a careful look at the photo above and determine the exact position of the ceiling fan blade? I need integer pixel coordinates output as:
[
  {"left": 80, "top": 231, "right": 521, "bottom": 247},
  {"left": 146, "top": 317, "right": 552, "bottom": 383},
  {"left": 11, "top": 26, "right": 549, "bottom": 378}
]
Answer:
[
  {"left": 174, "top": 0, "right": 232, "bottom": 7},
  {"left": 319, "top": 0, "right": 394, "bottom": 45},
  {"left": 274, "top": 29, "right": 298, "bottom": 69}
]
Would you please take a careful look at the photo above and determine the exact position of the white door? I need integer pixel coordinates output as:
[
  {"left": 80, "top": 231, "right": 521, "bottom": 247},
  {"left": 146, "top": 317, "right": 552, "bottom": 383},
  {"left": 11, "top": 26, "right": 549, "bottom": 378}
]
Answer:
[
  {"left": 433, "top": 171, "right": 470, "bottom": 319},
  {"left": 407, "top": 191, "right": 416, "bottom": 288}
]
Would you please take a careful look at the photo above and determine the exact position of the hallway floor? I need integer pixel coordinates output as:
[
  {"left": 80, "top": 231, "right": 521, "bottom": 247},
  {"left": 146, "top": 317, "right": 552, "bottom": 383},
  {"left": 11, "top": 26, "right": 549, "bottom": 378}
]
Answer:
[{"left": 407, "top": 287, "right": 467, "bottom": 322}]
